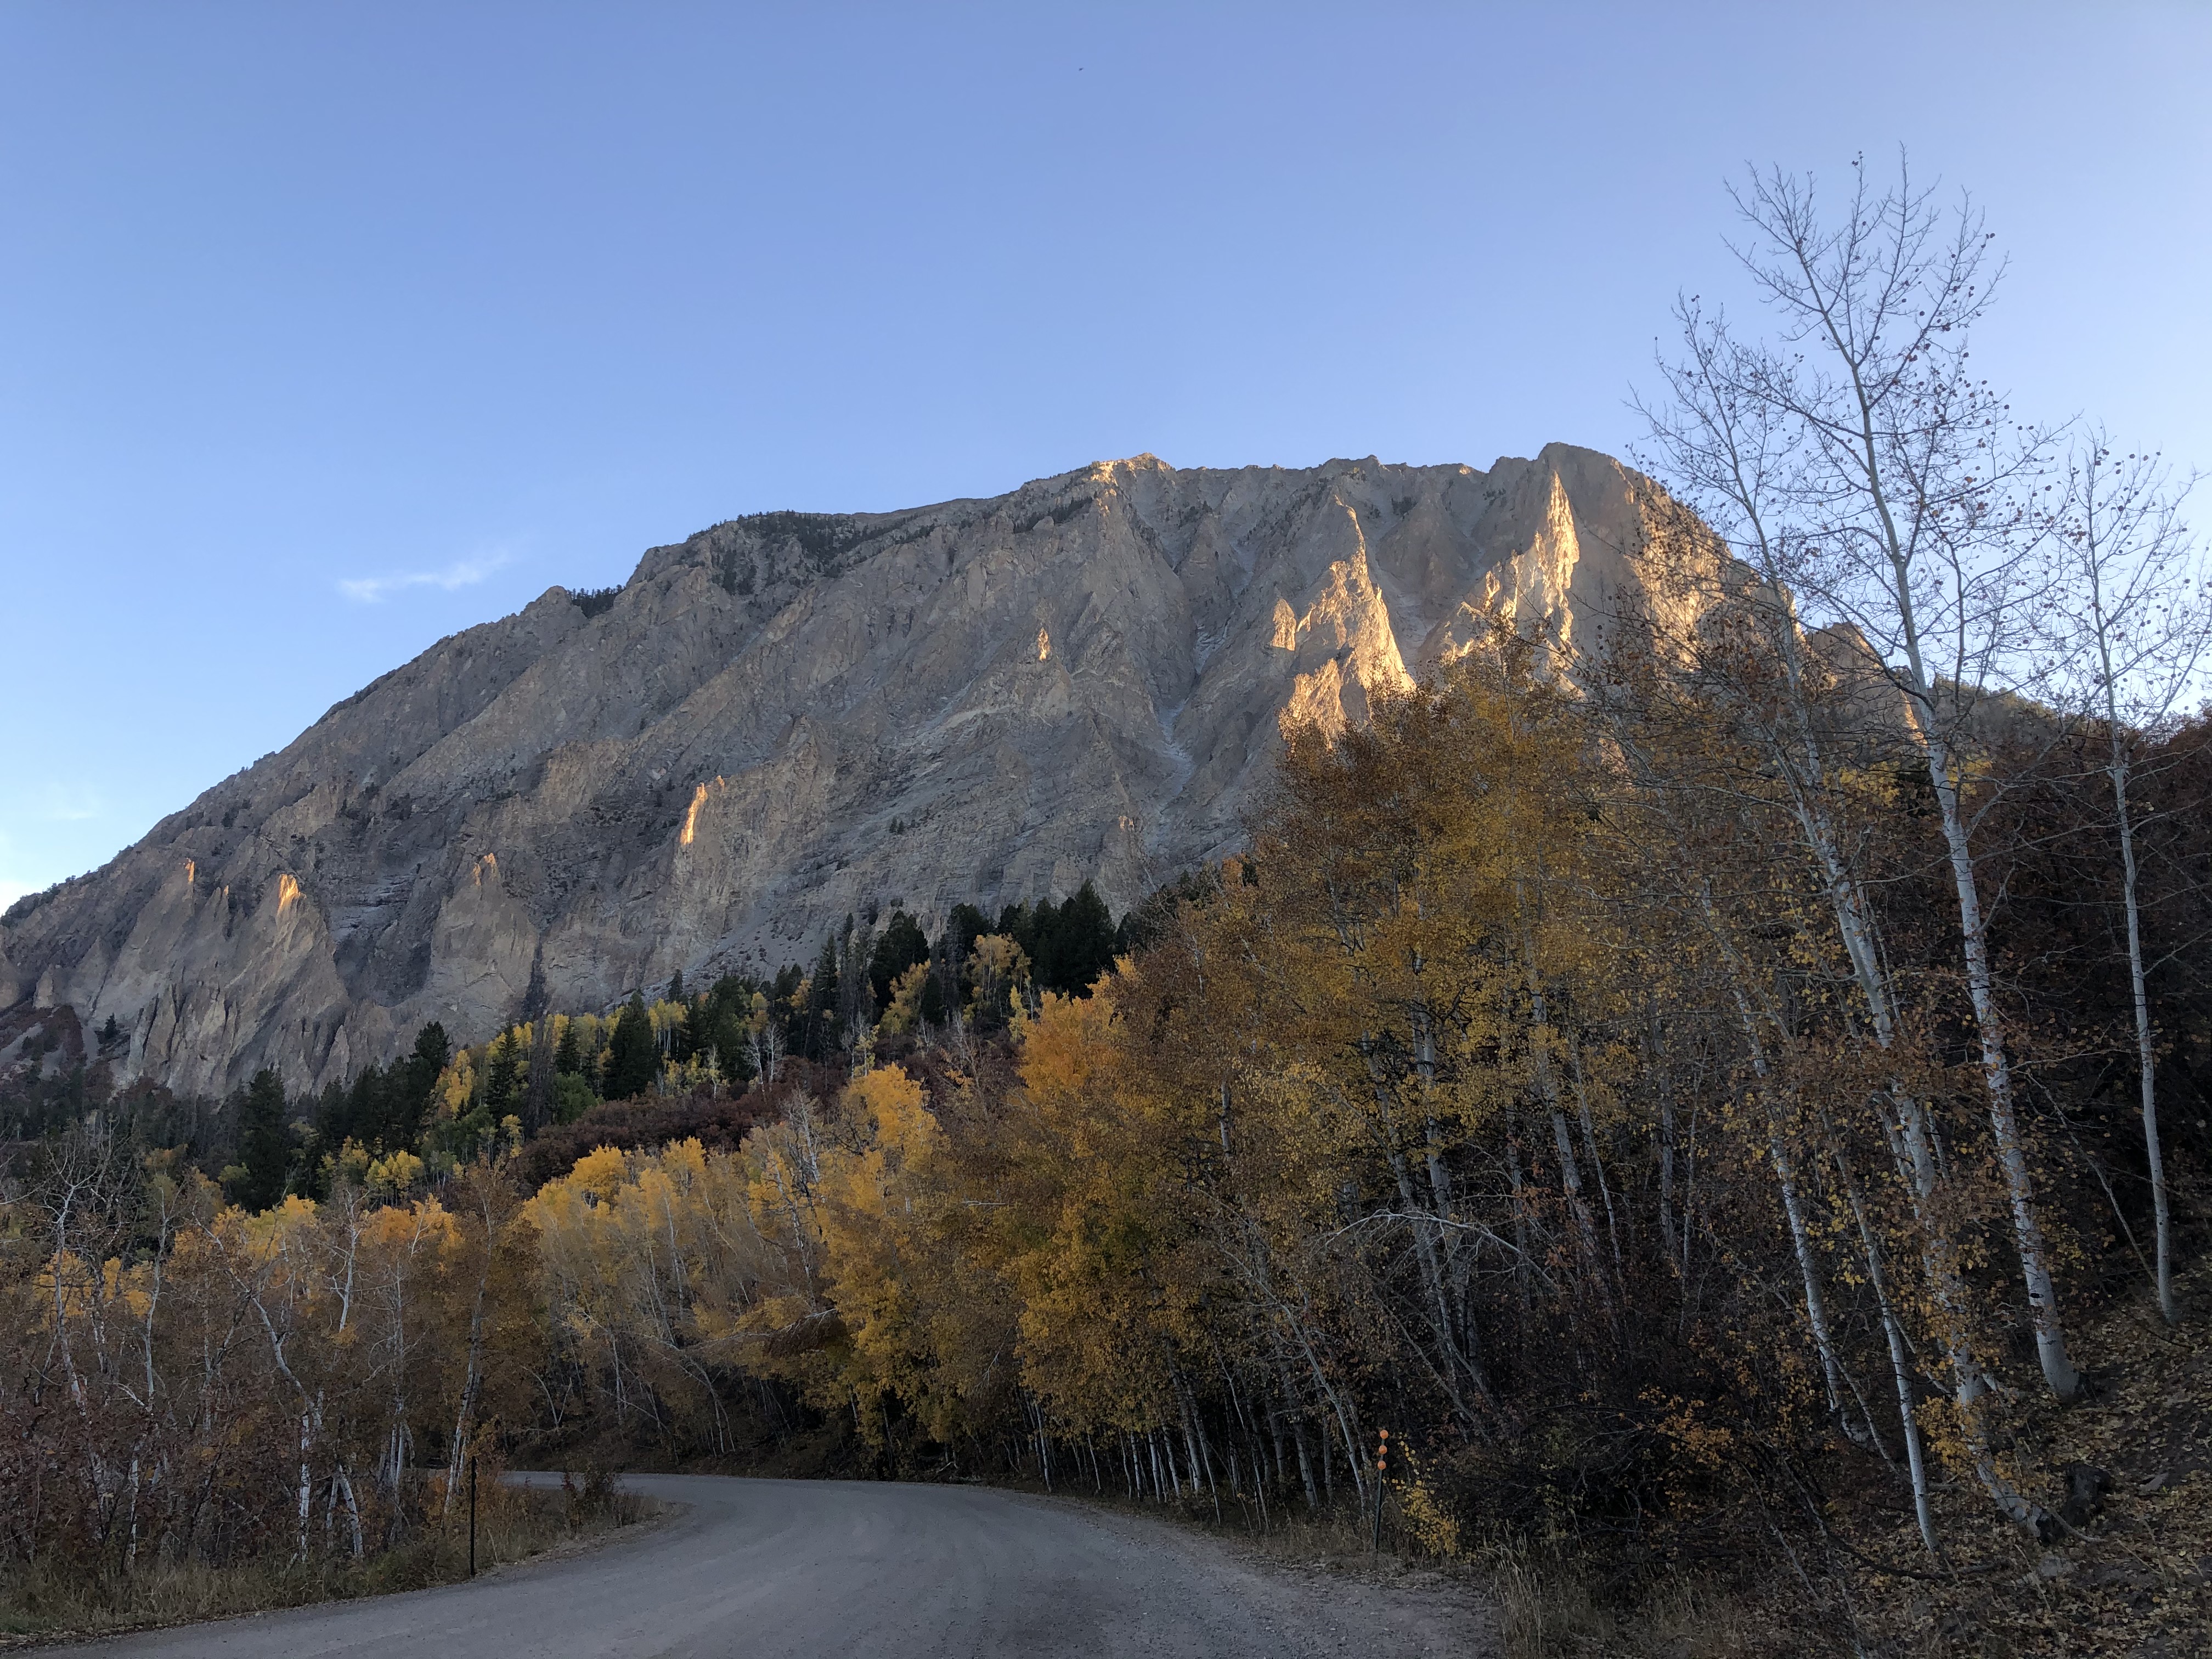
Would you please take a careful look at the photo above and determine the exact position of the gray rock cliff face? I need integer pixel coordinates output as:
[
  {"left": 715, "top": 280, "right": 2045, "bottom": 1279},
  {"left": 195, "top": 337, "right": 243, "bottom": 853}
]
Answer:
[{"left": 0, "top": 445, "right": 1695, "bottom": 1097}]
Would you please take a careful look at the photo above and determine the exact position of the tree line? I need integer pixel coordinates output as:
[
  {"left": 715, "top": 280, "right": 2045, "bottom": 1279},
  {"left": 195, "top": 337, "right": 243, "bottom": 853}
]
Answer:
[{"left": 135, "top": 880, "right": 1122, "bottom": 1216}]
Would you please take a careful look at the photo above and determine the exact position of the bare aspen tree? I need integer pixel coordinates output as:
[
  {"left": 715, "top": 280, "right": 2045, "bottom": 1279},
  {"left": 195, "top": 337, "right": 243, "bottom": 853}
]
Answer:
[
  {"left": 1646, "top": 155, "right": 2085, "bottom": 1402},
  {"left": 2048, "top": 434, "right": 2210, "bottom": 1324}
]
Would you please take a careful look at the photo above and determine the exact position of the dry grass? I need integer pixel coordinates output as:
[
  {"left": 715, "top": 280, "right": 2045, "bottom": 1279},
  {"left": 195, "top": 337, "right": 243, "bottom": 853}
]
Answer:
[
  {"left": 0, "top": 1474, "right": 655, "bottom": 1647},
  {"left": 1477, "top": 1535, "right": 1791, "bottom": 1659}
]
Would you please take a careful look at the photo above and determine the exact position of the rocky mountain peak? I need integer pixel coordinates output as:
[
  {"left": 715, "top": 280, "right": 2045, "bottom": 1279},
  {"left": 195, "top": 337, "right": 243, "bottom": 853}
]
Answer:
[{"left": 1, "top": 444, "right": 1705, "bottom": 1098}]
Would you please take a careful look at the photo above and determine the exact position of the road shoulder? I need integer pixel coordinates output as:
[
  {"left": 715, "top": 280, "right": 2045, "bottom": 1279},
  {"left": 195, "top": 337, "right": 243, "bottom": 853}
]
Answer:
[{"left": 1001, "top": 1489, "right": 1500, "bottom": 1656}]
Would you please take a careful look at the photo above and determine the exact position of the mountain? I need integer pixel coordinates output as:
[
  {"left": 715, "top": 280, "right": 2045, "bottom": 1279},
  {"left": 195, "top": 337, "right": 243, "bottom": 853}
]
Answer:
[{"left": 1, "top": 445, "right": 1702, "bottom": 1098}]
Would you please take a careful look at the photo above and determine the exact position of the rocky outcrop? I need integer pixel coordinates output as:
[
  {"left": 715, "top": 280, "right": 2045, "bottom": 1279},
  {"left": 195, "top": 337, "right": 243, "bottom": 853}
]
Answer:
[{"left": 1, "top": 445, "right": 1698, "bottom": 1097}]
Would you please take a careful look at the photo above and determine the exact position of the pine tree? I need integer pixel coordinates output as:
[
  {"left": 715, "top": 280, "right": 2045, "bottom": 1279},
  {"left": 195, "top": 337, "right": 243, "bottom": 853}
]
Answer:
[
  {"left": 945, "top": 903, "right": 990, "bottom": 967},
  {"left": 603, "top": 992, "right": 659, "bottom": 1101},
  {"left": 232, "top": 1068, "right": 292, "bottom": 1211},
  {"left": 841, "top": 919, "right": 876, "bottom": 1030},
  {"left": 1041, "top": 881, "right": 1115, "bottom": 995},
  {"left": 868, "top": 910, "right": 931, "bottom": 1005},
  {"left": 482, "top": 1029, "right": 523, "bottom": 1120},
  {"left": 804, "top": 935, "right": 843, "bottom": 1059},
  {"left": 1020, "top": 898, "right": 1058, "bottom": 986},
  {"left": 385, "top": 1023, "right": 449, "bottom": 1152}
]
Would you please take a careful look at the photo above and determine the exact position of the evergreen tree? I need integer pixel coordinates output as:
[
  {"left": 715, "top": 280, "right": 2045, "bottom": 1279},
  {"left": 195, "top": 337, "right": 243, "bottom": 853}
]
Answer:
[
  {"left": 482, "top": 1029, "right": 522, "bottom": 1120},
  {"left": 553, "top": 1017, "right": 582, "bottom": 1076},
  {"left": 667, "top": 968, "right": 685, "bottom": 1003},
  {"left": 603, "top": 992, "right": 659, "bottom": 1101},
  {"left": 706, "top": 1007, "right": 755, "bottom": 1083},
  {"left": 678, "top": 994, "right": 712, "bottom": 1064},
  {"left": 524, "top": 1013, "right": 556, "bottom": 1136},
  {"left": 769, "top": 962, "right": 805, "bottom": 1057},
  {"left": 841, "top": 918, "right": 875, "bottom": 1029},
  {"left": 868, "top": 910, "right": 931, "bottom": 1006},
  {"left": 551, "top": 1071, "right": 598, "bottom": 1124},
  {"left": 804, "top": 934, "right": 842, "bottom": 1059},
  {"left": 232, "top": 1068, "right": 292, "bottom": 1211},
  {"left": 319, "top": 1061, "right": 383, "bottom": 1150},
  {"left": 945, "top": 902, "right": 990, "bottom": 964},
  {"left": 1021, "top": 902, "right": 1049, "bottom": 981},
  {"left": 1051, "top": 881, "right": 1117, "bottom": 995},
  {"left": 386, "top": 1023, "right": 449, "bottom": 1152}
]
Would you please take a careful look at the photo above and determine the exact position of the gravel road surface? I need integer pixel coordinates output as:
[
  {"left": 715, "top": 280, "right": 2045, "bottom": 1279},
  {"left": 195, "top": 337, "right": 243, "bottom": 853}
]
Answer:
[{"left": 57, "top": 1474, "right": 1491, "bottom": 1657}]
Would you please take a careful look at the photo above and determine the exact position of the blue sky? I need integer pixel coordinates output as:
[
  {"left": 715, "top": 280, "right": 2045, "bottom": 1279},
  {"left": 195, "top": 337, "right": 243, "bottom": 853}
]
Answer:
[{"left": 4, "top": 2, "right": 2208, "bottom": 904}]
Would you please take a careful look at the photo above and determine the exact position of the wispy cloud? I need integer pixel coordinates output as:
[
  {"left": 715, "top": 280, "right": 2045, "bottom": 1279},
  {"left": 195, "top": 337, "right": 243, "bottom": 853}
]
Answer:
[
  {"left": 338, "top": 550, "right": 513, "bottom": 604},
  {"left": 38, "top": 784, "right": 103, "bottom": 823}
]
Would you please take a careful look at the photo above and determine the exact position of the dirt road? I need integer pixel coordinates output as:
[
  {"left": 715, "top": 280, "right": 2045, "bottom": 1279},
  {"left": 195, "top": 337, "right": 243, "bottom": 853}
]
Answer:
[{"left": 60, "top": 1474, "right": 1491, "bottom": 1656}]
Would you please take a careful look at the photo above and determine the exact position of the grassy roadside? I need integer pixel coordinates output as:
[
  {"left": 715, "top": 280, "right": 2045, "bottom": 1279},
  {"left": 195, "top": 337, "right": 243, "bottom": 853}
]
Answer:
[{"left": 0, "top": 1473, "right": 656, "bottom": 1649}]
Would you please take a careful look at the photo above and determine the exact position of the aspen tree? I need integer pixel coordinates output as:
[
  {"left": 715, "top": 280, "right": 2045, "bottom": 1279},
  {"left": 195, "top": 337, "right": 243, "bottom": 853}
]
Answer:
[
  {"left": 2046, "top": 435, "right": 2209, "bottom": 1325},
  {"left": 1671, "top": 160, "right": 2080, "bottom": 1399}
]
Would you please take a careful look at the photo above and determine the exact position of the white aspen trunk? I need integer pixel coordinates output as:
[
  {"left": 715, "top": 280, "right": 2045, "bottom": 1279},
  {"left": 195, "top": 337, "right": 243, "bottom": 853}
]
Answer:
[
  {"left": 2074, "top": 498, "right": 2181, "bottom": 1325},
  {"left": 1356, "top": 1049, "right": 1493, "bottom": 1422},
  {"left": 298, "top": 1413, "right": 314, "bottom": 1559},
  {"left": 1283, "top": 1313, "right": 1365, "bottom": 1506},
  {"left": 1545, "top": 1096, "right": 1609, "bottom": 1305},
  {"left": 1505, "top": 1109, "right": 1534, "bottom": 1314},
  {"left": 1267, "top": 1351, "right": 1322, "bottom": 1510},
  {"left": 1734, "top": 667, "right": 2059, "bottom": 1523},
  {"left": 1839, "top": 323, "right": 2083, "bottom": 1401},
  {"left": 1274, "top": 1336, "right": 1353, "bottom": 1513},
  {"left": 1570, "top": 1037, "right": 1626, "bottom": 1276},
  {"left": 1916, "top": 712, "right": 2083, "bottom": 1400},
  {"left": 2107, "top": 715, "right": 2173, "bottom": 1322},
  {"left": 444, "top": 1205, "right": 493, "bottom": 1515},
  {"left": 1712, "top": 959, "right": 1854, "bottom": 1436},
  {"left": 1410, "top": 996, "right": 1490, "bottom": 1402},
  {"left": 1647, "top": 166, "right": 2080, "bottom": 1525},
  {"left": 125, "top": 1455, "right": 141, "bottom": 1570},
  {"left": 1879, "top": 1088, "right": 2051, "bottom": 1534},
  {"left": 336, "top": 1464, "right": 364, "bottom": 1559},
  {"left": 1517, "top": 918, "right": 1612, "bottom": 1312},
  {"left": 1832, "top": 1141, "right": 1939, "bottom": 1555},
  {"left": 1767, "top": 1126, "right": 1848, "bottom": 1424}
]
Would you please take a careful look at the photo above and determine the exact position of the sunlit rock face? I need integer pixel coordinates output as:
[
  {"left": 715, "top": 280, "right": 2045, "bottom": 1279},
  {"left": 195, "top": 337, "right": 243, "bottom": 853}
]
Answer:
[{"left": 1, "top": 444, "right": 1696, "bottom": 1097}]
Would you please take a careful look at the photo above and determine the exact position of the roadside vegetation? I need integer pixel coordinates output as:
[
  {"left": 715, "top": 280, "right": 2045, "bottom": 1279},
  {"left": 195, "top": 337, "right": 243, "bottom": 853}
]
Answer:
[{"left": 0, "top": 1465, "right": 646, "bottom": 1645}]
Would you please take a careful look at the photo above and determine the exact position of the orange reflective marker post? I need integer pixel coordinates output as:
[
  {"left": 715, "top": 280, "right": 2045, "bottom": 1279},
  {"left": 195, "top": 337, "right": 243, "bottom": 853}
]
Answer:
[{"left": 1372, "top": 1428, "right": 1389, "bottom": 1553}]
